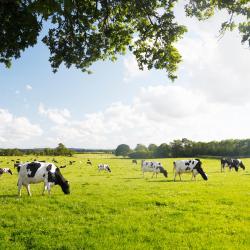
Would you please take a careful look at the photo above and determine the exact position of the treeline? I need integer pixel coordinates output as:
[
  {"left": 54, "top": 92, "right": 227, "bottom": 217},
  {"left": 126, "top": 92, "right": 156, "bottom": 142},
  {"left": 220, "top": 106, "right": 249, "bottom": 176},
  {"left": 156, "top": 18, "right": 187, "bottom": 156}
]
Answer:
[
  {"left": 115, "top": 138, "right": 250, "bottom": 158},
  {"left": 0, "top": 143, "right": 73, "bottom": 156}
]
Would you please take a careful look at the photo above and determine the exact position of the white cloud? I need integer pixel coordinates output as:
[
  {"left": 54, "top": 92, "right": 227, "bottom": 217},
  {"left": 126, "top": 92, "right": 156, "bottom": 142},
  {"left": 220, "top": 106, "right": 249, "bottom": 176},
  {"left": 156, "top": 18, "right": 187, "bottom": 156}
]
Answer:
[
  {"left": 39, "top": 82, "right": 250, "bottom": 148},
  {"left": 0, "top": 109, "right": 43, "bottom": 147},
  {"left": 26, "top": 84, "right": 32, "bottom": 91},
  {"left": 38, "top": 103, "right": 71, "bottom": 125}
]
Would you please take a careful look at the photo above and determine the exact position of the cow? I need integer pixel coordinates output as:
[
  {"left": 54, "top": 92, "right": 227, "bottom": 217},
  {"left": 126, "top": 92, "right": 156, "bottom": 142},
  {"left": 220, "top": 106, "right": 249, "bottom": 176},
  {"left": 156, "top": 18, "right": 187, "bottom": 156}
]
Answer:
[
  {"left": 52, "top": 158, "right": 58, "bottom": 163},
  {"left": 69, "top": 160, "right": 76, "bottom": 165},
  {"left": 86, "top": 159, "right": 92, "bottom": 166},
  {"left": 98, "top": 164, "right": 111, "bottom": 172},
  {"left": 15, "top": 161, "right": 70, "bottom": 196},
  {"left": 173, "top": 159, "right": 208, "bottom": 181},
  {"left": 132, "top": 159, "right": 137, "bottom": 165},
  {"left": 141, "top": 160, "right": 168, "bottom": 178},
  {"left": 221, "top": 158, "right": 245, "bottom": 172},
  {"left": 0, "top": 168, "right": 13, "bottom": 176},
  {"left": 60, "top": 165, "right": 67, "bottom": 169}
]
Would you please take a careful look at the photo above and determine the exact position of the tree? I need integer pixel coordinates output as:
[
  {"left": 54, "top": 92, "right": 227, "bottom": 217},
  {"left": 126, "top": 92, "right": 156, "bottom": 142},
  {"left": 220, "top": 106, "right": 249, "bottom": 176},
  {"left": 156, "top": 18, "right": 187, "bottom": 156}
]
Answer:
[
  {"left": 1, "top": 1, "right": 248, "bottom": 80},
  {"left": 115, "top": 144, "right": 130, "bottom": 157},
  {"left": 154, "top": 143, "right": 171, "bottom": 158},
  {"left": 55, "top": 143, "right": 73, "bottom": 156},
  {"left": 134, "top": 144, "right": 148, "bottom": 152},
  {"left": 148, "top": 143, "right": 157, "bottom": 152},
  {"left": 170, "top": 140, "right": 184, "bottom": 157}
]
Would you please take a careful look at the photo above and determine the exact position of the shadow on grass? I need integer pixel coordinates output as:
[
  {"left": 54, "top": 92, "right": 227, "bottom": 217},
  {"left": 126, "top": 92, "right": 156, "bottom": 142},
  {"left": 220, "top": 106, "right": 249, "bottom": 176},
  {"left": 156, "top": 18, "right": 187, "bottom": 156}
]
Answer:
[
  {"left": 147, "top": 179, "right": 204, "bottom": 183},
  {"left": 146, "top": 179, "right": 173, "bottom": 183},
  {"left": 122, "top": 177, "right": 143, "bottom": 180},
  {"left": 0, "top": 194, "right": 18, "bottom": 198}
]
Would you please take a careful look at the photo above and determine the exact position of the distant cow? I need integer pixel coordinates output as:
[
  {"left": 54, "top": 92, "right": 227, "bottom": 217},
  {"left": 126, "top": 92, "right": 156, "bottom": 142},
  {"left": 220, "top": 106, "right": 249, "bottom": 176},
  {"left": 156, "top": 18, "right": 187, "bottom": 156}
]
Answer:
[
  {"left": 69, "top": 161, "right": 76, "bottom": 165},
  {"left": 52, "top": 158, "right": 58, "bottom": 163},
  {"left": 141, "top": 160, "right": 168, "bottom": 178},
  {"left": 173, "top": 159, "right": 208, "bottom": 181},
  {"left": 98, "top": 164, "right": 111, "bottom": 172},
  {"left": 0, "top": 168, "right": 13, "bottom": 176},
  {"left": 16, "top": 162, "right": 70, "bottom": 196},
  {"left": 132, "top": 160, "right": 137, "bottom": 165},
  {"left": 221, "top": 158, "right": 245, "bottom": 172},
  {"left": 86, "top": 159, "right": 92, "bottom": 166},
  {"left": 60, "top": 165, "right": 67, "bottom": 169}
]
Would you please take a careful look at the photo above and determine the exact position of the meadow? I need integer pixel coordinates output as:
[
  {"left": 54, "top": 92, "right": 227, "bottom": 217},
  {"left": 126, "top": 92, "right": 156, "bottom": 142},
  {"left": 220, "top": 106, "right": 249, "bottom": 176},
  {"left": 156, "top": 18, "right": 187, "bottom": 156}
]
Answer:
[{"left": 0, "top": 155, "right": 249, "bottom": 250}]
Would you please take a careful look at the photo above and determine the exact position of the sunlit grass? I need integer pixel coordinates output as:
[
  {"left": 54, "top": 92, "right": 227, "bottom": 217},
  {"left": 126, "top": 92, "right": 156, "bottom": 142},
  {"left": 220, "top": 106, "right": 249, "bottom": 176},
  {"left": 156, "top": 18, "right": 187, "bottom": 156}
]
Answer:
[{"left": 0, "top": 155, "right": 249, "bottom": 249}]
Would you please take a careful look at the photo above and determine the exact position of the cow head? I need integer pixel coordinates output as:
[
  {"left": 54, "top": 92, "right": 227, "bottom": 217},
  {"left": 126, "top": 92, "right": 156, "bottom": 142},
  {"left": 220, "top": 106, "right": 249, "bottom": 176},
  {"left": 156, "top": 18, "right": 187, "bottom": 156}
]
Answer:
[
  {"left": 194, "top": 160, "right": 208, "bottom": 181},
  {"left": 239, "top": 162, "right": 245, "bottom": 170},
  {"left": 158, "top": 166, "right": 168, "bottom": 178},
  {"left": 7, "top": 169, "right": 12, "bottom": 175},
  {"left": 106, "top": 166, "right": 111, "bottom": 172},
  {"left": 54, "top": 168, "right": 70, "bottom": 194}
]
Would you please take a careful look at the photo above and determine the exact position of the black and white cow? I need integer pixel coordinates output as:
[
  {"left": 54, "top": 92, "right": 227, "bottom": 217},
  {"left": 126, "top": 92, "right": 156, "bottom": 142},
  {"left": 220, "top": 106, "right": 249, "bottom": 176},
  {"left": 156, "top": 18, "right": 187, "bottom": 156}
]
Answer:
[
  {"left": 132, "top": 160, "right": 137, "bottom": 165},
  {"left": 0, "top": 168, "right": 12, "bottom": 176},
  {"left": 16, "top": 162, "right": 70, "bottom": 196},
  {"left": 69, "top": 160, "right": 76, "bottom": 165},
  {"left": 98, "top": 164, "right": 111, "bottom": 172},
  {"left": 173, "top": 159, "right": 208, "bottom": 181},
  {"left": 141, "top": 160, "right": 168, "bottom": 178},
  {"left": 52, "top": 158, "right": 58, "bottom": 163},
  {"left": 86, "top": 159, "right": 92, "bottom": 166},
  {"left": 221, "top": 158, "right": 245, "bottom": 172}
]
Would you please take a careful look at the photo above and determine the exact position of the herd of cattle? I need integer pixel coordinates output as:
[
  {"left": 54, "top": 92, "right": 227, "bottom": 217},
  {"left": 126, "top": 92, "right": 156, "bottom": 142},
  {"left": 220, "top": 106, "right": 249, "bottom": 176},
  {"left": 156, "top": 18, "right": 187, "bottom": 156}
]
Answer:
[{"left": 0, "top": 157, "right": 246, "bottom": 196}]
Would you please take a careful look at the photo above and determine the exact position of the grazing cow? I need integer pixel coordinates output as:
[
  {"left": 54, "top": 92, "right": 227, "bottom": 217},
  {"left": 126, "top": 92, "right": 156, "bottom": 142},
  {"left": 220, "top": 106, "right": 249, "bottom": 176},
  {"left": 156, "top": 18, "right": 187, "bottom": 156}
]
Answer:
[
  {"left": 132, "top": 160, "right": 137, "bottom": 165},
  {"left": 0, "top": 168, "right": 13, "bottom": 176},
  {"left": 16, "top": 162, "right": 70, "bottom": 196},
  {"left": 221, "top": 158, "right": 245, "bottom": 172},
  {"left": 60, "top": 165, "right": 67, "bottom": 169},
  {"left": 141, "top": 160, "right": 168, "bottom": 178},
  {"left": 173, "top": 159, "right": 208, "bottom": 181},
  {"left": 86, "top": 159, "right": 92, "bottom": 166},
  {"left": 98, "top": 164, "right": 111, "bottom": 172},
  {"left": 52, "top": 158, "right": 58, "bottom": 163},
  {"left": 69, "top": 160, "right": 76, "bottom": 165}
]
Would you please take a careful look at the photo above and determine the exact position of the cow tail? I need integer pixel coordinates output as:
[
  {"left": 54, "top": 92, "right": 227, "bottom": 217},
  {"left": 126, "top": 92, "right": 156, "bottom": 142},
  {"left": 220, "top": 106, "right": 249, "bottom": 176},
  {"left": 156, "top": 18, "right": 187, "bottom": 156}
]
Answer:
[{"left": 173, "top": 161, "right": 176, "bottom": 173}]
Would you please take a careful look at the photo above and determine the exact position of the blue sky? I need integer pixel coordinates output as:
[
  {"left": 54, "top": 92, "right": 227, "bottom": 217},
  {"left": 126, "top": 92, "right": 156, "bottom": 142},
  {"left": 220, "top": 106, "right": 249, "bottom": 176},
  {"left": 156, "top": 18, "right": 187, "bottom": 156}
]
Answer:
[{"left": 0, "top": 5, "right": 249, "bottom": 149}]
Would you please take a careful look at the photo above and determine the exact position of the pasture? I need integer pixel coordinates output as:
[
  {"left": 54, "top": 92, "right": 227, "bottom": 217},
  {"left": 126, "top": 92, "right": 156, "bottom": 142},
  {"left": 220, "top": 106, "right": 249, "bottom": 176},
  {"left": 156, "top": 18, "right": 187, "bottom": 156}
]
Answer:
[{"left": 0, "top": 155, "right": 250, "bottom": 250}]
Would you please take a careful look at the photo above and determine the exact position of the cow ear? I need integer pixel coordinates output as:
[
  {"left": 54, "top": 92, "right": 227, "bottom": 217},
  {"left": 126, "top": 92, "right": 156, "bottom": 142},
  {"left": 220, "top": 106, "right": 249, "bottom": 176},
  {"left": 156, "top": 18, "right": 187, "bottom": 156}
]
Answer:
[{"left": 46, "top": 164, "right": 52, "bottom": 171}]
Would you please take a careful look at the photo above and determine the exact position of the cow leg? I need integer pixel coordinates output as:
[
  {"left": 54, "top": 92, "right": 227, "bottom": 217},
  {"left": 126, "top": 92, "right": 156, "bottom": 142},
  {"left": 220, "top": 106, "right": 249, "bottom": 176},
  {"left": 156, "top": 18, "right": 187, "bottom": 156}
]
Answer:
[
  {"left": 47, "top": 183, "right": 51, "bottom": 195},
  {"left": 174, "top": 172, "right": 177, "bottom": 181},
  {"left": 179, "top": 173, "right": 182, "bottom": 181},
  {"left": 25, "top": 184, "right": 31, "bottom": 196},
  {"left": 17, "top": 179, "right": 22, "bottom": 197},
  {"left": 151, "top": 173, "right": 155, "bottom": 178},
  {"left": 42, "top": 183, "right": 47, "bottom": 195}
]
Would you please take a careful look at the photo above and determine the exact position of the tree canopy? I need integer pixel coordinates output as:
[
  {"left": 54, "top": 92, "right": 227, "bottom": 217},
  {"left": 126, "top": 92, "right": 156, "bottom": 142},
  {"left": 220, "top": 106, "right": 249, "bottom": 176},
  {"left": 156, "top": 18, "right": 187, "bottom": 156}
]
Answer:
[
  {"left": 115, "top": 144, "right": 131, "bottom": 156},
  {"left": 0, "top": 0, "right": 249, "bottom": 80},
  {"left": 120, "top": 138, "right": 250, "bottom": 159}
]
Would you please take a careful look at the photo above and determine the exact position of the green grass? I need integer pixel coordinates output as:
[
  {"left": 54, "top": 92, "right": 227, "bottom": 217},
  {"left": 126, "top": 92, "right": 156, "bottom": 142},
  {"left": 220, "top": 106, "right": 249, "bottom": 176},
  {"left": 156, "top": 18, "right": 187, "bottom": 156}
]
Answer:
[{"left": 0, "top": 155, "right": 249, "bottom": 249}]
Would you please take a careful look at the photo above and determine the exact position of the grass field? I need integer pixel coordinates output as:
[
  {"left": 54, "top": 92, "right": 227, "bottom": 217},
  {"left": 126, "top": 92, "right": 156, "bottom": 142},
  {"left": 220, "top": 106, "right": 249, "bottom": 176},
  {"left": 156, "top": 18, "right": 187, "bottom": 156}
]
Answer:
[{"left": 0, "top": 155, "right": 249, "bottom": 250}]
